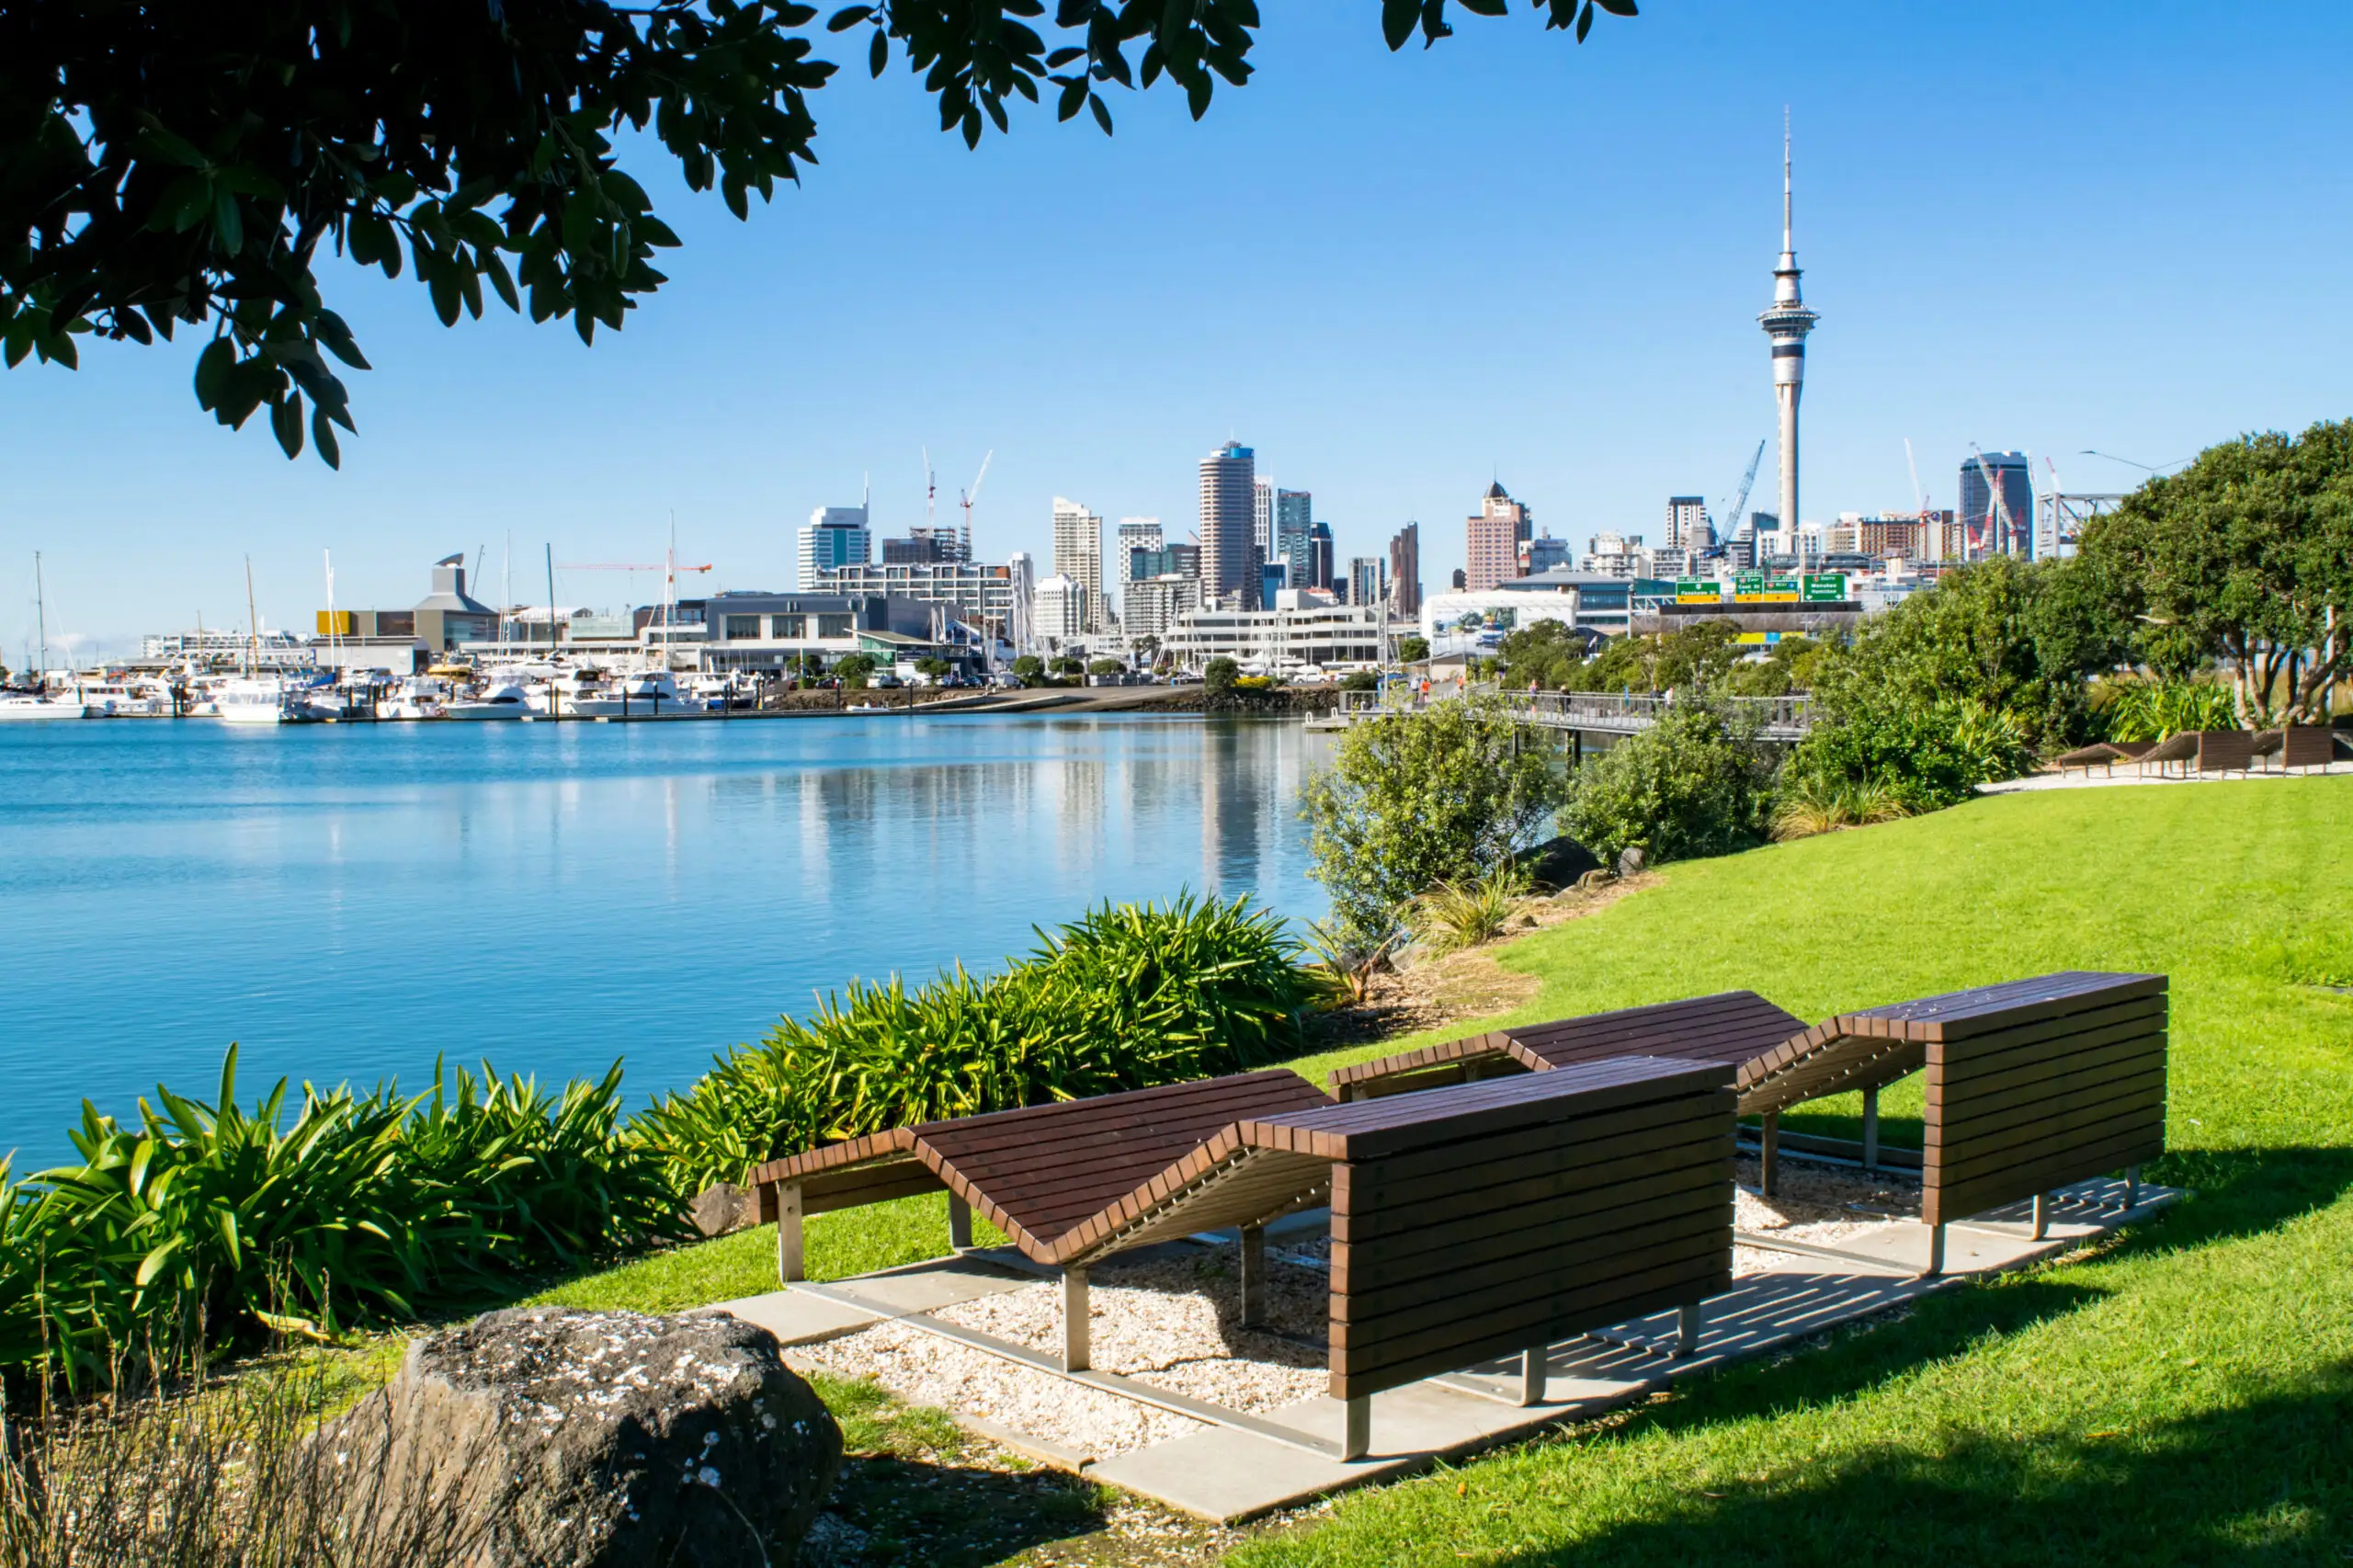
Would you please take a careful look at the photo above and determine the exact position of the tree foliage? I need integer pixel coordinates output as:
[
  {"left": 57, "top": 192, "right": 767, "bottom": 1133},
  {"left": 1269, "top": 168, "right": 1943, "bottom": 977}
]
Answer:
[
  {"left": 2076, "top": 420, "right": 2353, "bottom": 724},
  {"left": 3, "top": 0, "right": 1633, "bottom": 464},
  {"left": 1302, "top": 697, "right": 1564, "bottom": 928},
  {"left": 1557, "top": 700, "right": 1774, "bottom": 869}
]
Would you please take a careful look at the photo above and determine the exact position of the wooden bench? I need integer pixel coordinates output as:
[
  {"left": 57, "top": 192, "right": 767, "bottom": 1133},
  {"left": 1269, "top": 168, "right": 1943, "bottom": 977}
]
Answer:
[{"left": 1333, "top": 972, "right": 2167, "bottom": 1274}]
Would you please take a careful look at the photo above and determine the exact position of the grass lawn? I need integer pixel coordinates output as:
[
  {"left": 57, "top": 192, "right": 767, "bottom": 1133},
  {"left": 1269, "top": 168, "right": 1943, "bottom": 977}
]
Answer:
[
  {"left": 1233, "top": 776, "right": 2353, "bottom": 1566},
  {"left": 543, "top": 776, "right": 2352, "bottom": 1565}
]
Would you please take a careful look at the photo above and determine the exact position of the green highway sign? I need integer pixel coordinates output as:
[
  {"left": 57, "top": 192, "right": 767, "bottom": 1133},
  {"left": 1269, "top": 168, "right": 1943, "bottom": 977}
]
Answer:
[{"left": 1802, "top": 574, "right": 1848, "bottom": 602}]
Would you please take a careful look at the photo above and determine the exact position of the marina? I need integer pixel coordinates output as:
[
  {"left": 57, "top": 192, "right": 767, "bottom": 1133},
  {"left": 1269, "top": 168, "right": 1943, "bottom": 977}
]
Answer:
[{"left": 0, "top": 714, "right": 1324, "bottom": 1167}]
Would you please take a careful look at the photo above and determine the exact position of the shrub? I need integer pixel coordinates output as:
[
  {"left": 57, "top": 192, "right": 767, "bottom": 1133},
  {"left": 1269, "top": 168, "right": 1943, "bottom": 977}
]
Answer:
[
  {"left": 1769, "top": 774, "right": 1915, "bottom": 841},
  {"left": 1010, "top": 654, "right": 1044, "bottom": 683},
  {"left": 1301, "top": 910, "right": 1405, "bottom": 1006},
  {"left": 834, "top": 652, "right": 877, "bottom": 689},
  {"left": 2094, "top": 676, "right": 2240, "bottom": 741},
  {"left": 1396, "top": 636, "right": 1429, "bottom": 664},
  {"left": 1558, "top": 701, "right": 1774, "bottom": 869},
  {"left": 1410, "top": 864, "right": 1531, "bottom": 954},
  {"left": 1202, "top": 656, "right": 1240, "bottom": 692},
  {"left": 1339, "top": 671, "right": 1378, "bottom": 693},
  {"left": 1, "top": 1053, "right": 677, "bottom": 1381},
  {"left": 1301, "top": 696, "right": 1565, "bottom": 930},
  {"left": 631, "top": 894, "right": 1313, "bottom": 1195},
  {"left": 1086, "top": 658, "right": 1124, "bottom": 677}
]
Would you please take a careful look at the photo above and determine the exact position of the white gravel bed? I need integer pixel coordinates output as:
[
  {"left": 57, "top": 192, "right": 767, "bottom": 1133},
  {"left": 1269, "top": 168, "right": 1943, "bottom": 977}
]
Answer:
[
  {"left": 931, "top": 1241, "right": 1331, "bottom": 1415},
  {"left": 793, "top": 1320, "right": 1204, "bottom": 1458},
  {"left": 1733, "top": 1151, "right": 1921, "bottom": 1275}
]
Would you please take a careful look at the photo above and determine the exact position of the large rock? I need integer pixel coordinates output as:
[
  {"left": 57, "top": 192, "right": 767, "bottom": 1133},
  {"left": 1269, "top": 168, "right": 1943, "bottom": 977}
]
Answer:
[
  {"left": 321, "top": 1307, "right": 840, "bottom": 1568},
  {"left": 1515, "top": 835, "right": 1603, "bottom": 892}
]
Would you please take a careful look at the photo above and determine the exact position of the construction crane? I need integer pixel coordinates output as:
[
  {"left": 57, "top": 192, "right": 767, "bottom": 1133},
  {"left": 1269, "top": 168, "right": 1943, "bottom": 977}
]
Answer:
[
  {"left": 957, "top": 449, "right": 993, "bottom": 558},
  {"left": 1720, "top": 439, "right": 1766, "bottom": 546}
]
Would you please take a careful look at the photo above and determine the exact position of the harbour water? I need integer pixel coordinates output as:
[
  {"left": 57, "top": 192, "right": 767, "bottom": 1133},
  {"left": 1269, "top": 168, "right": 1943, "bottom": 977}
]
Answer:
[{"left": 0, "top": 715, "right": 1325, "bottom": 1167}]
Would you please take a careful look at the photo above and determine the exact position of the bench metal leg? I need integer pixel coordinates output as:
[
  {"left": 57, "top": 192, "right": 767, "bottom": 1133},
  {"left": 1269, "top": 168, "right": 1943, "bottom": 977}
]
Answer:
[
  {"left": 2123, "top": 1165, "right": 2141, "bottom": 1211},
  {"left": 1063, "top": 1267, "right": 1091, "bottom": 1373},
  {"left": 1860, "top": 1086, "right": 1880, "bottom": 1173},
  {"left": 2030, "top": 1193, "right": 2051, "bottom": 1242},
  {"left": 1518, "top": 1346, "right": 1547, "bottom": 1406},
  {"left": 1758, "top": 1110, "right": 1780, "bottom": 1198},
  {"left": 1677, "top": 1302, "right": 1703, "bottom": 1358},
  {"left": 1923, "top": 1221, "right": 1946, "bottom": 1278},
  {"left": 776, "top": 1183, "right": 805, "bottom": 1283},
  {"left": 948, "top": 1192, "right": 974, "bottom": 1251},
  {"left": 1342, "top": 1395, "right": 1371, "bottom": 1461},
  {"left": 1239, "top": 1223, "right": 1267, "bottom": 1328}
]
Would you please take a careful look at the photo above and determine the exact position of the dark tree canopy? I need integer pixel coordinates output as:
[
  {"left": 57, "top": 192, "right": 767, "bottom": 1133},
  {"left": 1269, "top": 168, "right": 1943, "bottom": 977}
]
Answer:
[{"left": 1, "top": 0, "right": 1633, "bottom": 465}]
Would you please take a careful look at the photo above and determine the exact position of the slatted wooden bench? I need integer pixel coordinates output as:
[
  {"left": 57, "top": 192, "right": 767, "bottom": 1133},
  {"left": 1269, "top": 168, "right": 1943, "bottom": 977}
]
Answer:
[
  {"left": 751, "top": 1058, "right": 1738, "bottom": 1461},
  {"left": 1331, "top": 971, "right": 2166, "bottom": 1275}
]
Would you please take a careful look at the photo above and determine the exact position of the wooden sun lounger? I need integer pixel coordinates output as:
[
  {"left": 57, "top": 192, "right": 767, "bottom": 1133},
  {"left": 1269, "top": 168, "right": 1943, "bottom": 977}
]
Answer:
[
  {"left": 750, "top": 1058, "right": 1738, "bottom": 1460},
  {"left": 1332, "top": 971, "right": 2167, "bottom": 1274}
]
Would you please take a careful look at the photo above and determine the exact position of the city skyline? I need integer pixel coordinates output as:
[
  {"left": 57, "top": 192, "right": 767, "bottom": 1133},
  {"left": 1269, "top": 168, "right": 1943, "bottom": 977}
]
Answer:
[{"left": 5, "top": 1, "right": 2350, "bottom": 653}]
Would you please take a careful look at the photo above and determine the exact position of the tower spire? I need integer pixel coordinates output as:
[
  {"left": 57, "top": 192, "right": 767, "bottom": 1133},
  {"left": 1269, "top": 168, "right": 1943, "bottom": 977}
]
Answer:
[{"left": 1759, "top": 108, "right": 1820, "bottom": 552}]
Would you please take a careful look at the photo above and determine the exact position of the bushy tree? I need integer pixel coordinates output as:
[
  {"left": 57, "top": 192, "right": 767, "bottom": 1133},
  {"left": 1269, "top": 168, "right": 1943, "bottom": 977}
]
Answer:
[
  {"left": 1302, "top": 697, "right": 1564, "bottom": 928},
  {"left": 1086, "top": 656, "right": 1123, "bottom": 676},
  {"left": 1009, "top": 653, "right": 1045, "bottom": 684},
  {"left": 833, "top": 651, "right": 877, "bottom": 687},
  {"left": 1790, "top": 557, "right": 2117, "bottom": 805},
  {"left": 2077, "top": 420, "right": 2353, "bottom": 724},
  {"left": 1397, "top": 635, "right": 1431, "bottom": 664},
  {"left": 4, "top": 1, "right": 1632, "bottom": 464},
  {"left": 1558, "top": 701, "right": 1774, "bottom": 869},
  {"left": 1202, "top": 656, "right": 1241, "bottom": 693},
  {"left": 1495, "top": 619, "right": 1588, "bottom": 687}
]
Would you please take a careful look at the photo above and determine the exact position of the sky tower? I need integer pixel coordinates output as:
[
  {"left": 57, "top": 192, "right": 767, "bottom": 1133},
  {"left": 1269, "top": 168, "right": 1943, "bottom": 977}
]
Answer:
[{"left": 1757, "top": 113, "right": 1819, "bottom": 548}]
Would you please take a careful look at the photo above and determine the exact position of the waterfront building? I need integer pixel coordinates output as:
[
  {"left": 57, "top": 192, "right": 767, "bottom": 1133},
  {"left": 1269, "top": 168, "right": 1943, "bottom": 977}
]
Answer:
[
  {"left": 1124, "top": 574, "right": 1199, "bottom": 642},
  {"left": 1960, "top": 451, "right": 2035, "bottom": 559},
  {"left": 1465, "top": 482, "right": 1531, "bottom": 592},
  {"left": 687, "top": 592, "right": 971, "bottom": 673},
  {"left": 1345, "top": 555, "right": 1385, "bottom": 611},
  {"left": 1520, "top": 533, "right": 1572, "bottom": 575},
  {"left": 815, "top": 560, "right": 1017, "bottom": 639},
  {"left": 881, "top": 527, "right": 968, "bottom": 564},
  {"left": 1034, "top": 574, "right": 1086, "bottom": 641},
  {"left": 1113, "top": 517, "right": 1163, "bottom": 619},
  {"left": 1580, "top": 531, "right": 1649, "bottom": 578},
  {"left": 1162, "top": 602, "right": 1385, "bottom": 673},
  {"left": 1388, "top": 523, "right": 1422, "bottom": 619},
  {"left": 143, "top": 626, "right": 313, "bottom": 668},
  {"left": 1006, "top": 551, "right": 1038, "bottom": 653},
  {"left": 1051, "top": 496, "right": 1105, "bottom": 631},
  {"left": 1199, "top": 441, "right": 1257, "bottom": 609},
  {"left": 800, "top": 506, "right": 870, "bottom": 589},
  {"left": 400, "top": 554, "right": 500, "bottom": 651},
  {"left": 1758, "top": 120, "right": 1820, "bottom": 554}
]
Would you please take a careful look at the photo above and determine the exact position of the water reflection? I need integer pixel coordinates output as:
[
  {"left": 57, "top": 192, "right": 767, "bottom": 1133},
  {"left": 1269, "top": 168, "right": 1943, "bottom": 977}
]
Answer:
[{"left": 0, "top": 715, "right": 1324, "bottom": 1164}]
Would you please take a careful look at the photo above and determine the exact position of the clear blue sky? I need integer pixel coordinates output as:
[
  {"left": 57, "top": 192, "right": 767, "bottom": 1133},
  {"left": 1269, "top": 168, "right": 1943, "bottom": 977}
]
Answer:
[{"left": 6, "top": 0, "right": 2350, "bottom": 659}]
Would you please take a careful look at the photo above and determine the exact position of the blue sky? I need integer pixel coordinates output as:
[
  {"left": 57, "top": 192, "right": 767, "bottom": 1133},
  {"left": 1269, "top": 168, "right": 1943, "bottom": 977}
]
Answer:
[{"left": 6, "top": 0, "right": 2350, "bottom": 657}]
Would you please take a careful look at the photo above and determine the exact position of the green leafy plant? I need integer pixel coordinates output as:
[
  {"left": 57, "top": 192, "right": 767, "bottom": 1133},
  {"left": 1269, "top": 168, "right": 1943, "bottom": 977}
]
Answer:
[
  {"left": 1768, "top": 774, "right": 1915, "bottom": 842},
  {"left": 1202, "top": 657, "right": 1241, "bottom": 693},
  {"left": 1301, "top": 911, "right": 1405, "bottom": 1006},
  {"left": 2094, "top": 676, "right": 2241, "bottom": 742},
  {"left": 1558, "top": 701, "right": 1774, "bottom": 869},
  {"left": 1409, "top": 864, "right": 1532, "bottom": 954},
  {"left": 631, "top": 893, "right": 1313, "bottom": 1196}
]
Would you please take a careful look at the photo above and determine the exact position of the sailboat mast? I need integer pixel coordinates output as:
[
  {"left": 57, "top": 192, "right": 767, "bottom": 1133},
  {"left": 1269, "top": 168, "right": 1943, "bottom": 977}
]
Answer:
[
  {"left": 33, "top": 551, "right": 48, "bottom": 681},
  {"left": 244, "top": 555, "right": 259, "bottom": 677}
]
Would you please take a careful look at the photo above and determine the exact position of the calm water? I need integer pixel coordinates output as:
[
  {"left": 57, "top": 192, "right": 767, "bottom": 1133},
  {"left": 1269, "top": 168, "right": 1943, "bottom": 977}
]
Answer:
[{"left": 0, "top": 715, "right": 1325, "bottom": 1167}]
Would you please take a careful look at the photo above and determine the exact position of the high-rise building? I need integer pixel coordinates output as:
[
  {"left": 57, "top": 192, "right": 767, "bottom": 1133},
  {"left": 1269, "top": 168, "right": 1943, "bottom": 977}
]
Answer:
[
  {"left": 1959, "top": 452, "right": 2035, "bottom": 559},
  {"left": 1665, "top": 496, "right": 1712, "bottom": 552},
  {"left": 1112, "top": 517, "right": 1162, "bottom": 620},
  {"left": 1199, "top": 441, "right": 1256, "bottom": 609},
  {"left": 815, "top": 561, "right": 1017, "bottom": 637},
  {"left": 1757, "top": 118, "right": 1820, "bottom": 544},
  {"left": 800, "top": 506, "right": 870, "bottom": 590},
  {"left": 881, "top": 525, "right": 968, "bottom": 564},
  {"left": 1521, "top": 534, "right": 1572, "bottom": 574},
  {"left": 1388, "top": 523, "right": 1421, "bottom": 619},
  {"left": 1129, "top": 541, "right": 1200, "bottom": 584},
  {"left": 1304, "top": 521, "right": 1336, "bottom": 592},
  {"left": 1252, "top": 478, "right": 1275, "bottom": 556},
  {"left": 1346, "top": 556, "right": 1385, "bottom": 612},
  {"left": 1006, "top": 551, "right": 1037, "bottom": 653},
  {"left": 1034, "top": 574, "right": 1086, "bottom": 640},
  {"left": 1051, "top": 496, "right": 1104, "bottom": 631},
  {"left": 1465, "top": 482, "right": 1531, "bottom": 592},
  {"left": 1274, "top": 491, "right": 1313, "bottom": 581},
  {"left": 1123, "top": 574, "right": 1199, "bottom": 641}
]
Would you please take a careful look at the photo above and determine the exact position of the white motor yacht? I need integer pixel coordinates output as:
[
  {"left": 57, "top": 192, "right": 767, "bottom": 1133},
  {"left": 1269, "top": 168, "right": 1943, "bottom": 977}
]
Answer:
[
  {"left": 214, "top": 676, "right": 292, "bottom": 725},
  {"left": 445, "top": 682, "right": 532, "bottom": 721},
  {"left": 382, "top": 675, "right": 449, "bottom": 721},
  {"left": 0, "top": 692, "right": 96, "bottom": 722},
  {"left": 569, "top": 669, "right": 704, "bottom": 718}
]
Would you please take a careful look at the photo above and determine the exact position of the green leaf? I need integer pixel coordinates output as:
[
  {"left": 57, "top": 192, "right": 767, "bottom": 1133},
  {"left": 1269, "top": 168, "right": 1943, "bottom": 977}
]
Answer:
[
  {"left": 870, "top": 28, "right": 889, "bottom": 76},
  {"left": 271, "top": 392, "right": 305, "bottom": 459},
  {"left": 214, "top": 192, "right": 244, "bottom": 255},
  {"left": 134, "top": 1236, "right": 185, "bottom": 1289}
]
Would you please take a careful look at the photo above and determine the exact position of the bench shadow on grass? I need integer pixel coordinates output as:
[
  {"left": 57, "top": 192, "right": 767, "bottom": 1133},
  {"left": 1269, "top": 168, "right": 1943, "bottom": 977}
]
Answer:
[
  {"left": 811, "top": 1449, "right": 1111, "bottom": 1568},
  {"left": 1492, "top": 1361, "right": 2353, "bottom": 1568}
]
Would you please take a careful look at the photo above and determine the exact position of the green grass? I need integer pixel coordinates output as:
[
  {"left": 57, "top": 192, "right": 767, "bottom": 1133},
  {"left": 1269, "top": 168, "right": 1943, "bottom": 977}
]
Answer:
[
  {"left": 1232, "top": 777, "right": 2353, "bottom": 1567},
  {"left": 529, "top": 1190, "right": 1010, "bottom": 1312}
]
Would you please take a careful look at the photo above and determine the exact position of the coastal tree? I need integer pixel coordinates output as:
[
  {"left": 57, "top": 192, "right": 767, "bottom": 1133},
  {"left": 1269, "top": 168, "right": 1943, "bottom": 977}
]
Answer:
[
  {"left": 2, "top": 0, "right": 1636, "bottom": 466},
  {"left": 1202, "top": 656, "right": 1240, "bottom": 693},
  {"left": 2076, "top": 420, "right": 2353, "bottom": 725}
]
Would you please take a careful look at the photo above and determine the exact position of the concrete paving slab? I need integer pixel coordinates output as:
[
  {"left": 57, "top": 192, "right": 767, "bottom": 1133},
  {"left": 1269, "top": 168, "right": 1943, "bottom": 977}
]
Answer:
[
  {"left": 714, "top": 1289, "right": 881, "bottom": 1346},
  {"left": 814, "top": 1256, "right": 1034, "bottom": 1316}
]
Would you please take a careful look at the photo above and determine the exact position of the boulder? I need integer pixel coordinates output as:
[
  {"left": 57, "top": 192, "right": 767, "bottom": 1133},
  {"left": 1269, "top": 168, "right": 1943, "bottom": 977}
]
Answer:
[
  {"left": 320, "top": 1307, "right": 840, "bottom": 1568},
  {"left": 1617, "top": 845, "right": 1646, "bottom": 877},
  {"left": 688, "top": 1181, "right": 759, "bottom": 1238},
  {"left": 1514, "top": 835, "right": 1603, "bottom": 892}
]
